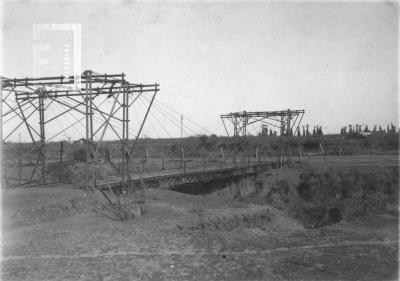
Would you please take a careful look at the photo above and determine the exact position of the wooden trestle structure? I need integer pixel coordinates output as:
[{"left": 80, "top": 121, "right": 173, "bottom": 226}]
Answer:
[{"left": 1, "top": 71, "right": 159, "bottom": 216}]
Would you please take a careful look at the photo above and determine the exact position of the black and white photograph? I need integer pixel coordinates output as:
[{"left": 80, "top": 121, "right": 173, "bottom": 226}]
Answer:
[{"left": 0, "top": 0, "right": 399, "bottom": 280}]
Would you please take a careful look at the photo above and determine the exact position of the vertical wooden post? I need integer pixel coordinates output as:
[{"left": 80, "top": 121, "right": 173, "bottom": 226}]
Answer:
[
  {"left": 18, "top": 133, "right": 22, "bottom": 185},
  {"left": 89, "top": 73, "right": 96, "bottom": 191},
  {"left": 85, "top": 74, "right": 89, "bottom": 192},
  {"left": 298, "top": 144, "right": 302, "bottom": 161},
  {"left": 120, "top": 78, "right": 126, "bottom": 193},
  {"left": 180, "top": 115, "right": 183, "bottom": 138},
  {"left": 58, "top": 141, "right": 64, "bottom": 181},
  {"left": 220, "top": 147, "right": 224, "bottom": 169},
  {"left": 38, "top": 91, "right": 46, "bottom": 184},
  {"left": 180, "top": 146, "right": 184, "bottom": 169},
  {"left": 277, "top": 145, "right": 282, "bottom": 168},
  {"left": 319, "top": 143, "right": 324, "bottom": 154},
  {"left": 161, "top": 145, "right": 165, "bottom": 170},
  {"left": 18, "top": 157, "right": 22, "bottom": 185},
  {"left": 256, "top": 146, "right": 259, "bottom": 163}
]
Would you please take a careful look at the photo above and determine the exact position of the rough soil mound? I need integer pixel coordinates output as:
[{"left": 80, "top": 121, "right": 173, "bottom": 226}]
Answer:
[
  {"left": 181, "top": 205, "right": 303, "bottom": 232},
  {"left": 46, "top": 162, "right": 116, "bottom": 183},
  {"left": 7, "top": 197, "right": 89, "bottom": 227},
  {"left": 206, "top": 163, "right": 399, "bottom": 228}
]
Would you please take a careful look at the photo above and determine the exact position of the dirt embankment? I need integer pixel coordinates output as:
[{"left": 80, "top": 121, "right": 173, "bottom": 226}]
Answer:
[
  {"left": 206, "top": 164, "right": 399, "bottom": 228},
  {"left": 4, "top": 197, "right": 89, "bottom": 228},
  {"left": 5, "top": 161, "right": 398, "bottom": 232}
]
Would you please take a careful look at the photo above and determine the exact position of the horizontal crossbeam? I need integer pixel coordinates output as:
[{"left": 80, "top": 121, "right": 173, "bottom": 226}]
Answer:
[{"left": 220, "top": 109, "right": 305, "bottom": 119}]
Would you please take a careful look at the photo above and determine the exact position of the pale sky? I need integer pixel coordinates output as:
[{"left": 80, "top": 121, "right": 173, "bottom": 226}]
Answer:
[{"left": 1, "top": 0, "right": 399, "bottom": 141}]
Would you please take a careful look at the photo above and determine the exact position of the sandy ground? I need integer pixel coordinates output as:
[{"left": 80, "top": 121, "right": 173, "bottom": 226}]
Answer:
[{"left": 2, "top": 179, "right": 398, "bottom": 281}]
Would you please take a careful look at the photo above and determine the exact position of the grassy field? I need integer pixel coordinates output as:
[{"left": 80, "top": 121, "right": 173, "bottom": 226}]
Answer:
[{"left": 1, "top": 154, "right": 398, "bottom": 280}]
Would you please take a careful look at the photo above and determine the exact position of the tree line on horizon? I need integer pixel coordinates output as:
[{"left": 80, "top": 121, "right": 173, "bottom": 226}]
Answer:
[
  {"left": 259, "top": 124, "right": 323, "bottom": 137},
  {"left": 340, "top": 123, "right": 398, "bottom": 136}
]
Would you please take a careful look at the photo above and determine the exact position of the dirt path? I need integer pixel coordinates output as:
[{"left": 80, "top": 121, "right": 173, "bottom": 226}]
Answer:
[{"left": 3, "top": 240, "right": 396, "bottom": 261}]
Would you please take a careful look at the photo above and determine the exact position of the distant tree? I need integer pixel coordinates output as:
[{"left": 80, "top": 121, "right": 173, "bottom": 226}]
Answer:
[
  {"left": 281, "top": 124, "right": 286, "bottom": 136},
  {"left": 391, "top": 123, "right": 396, "bottom": 134},
  {"left": 364, "top": 125, "right": 369, "bottom": 132},
  {"left": 259, "top": 125, "right": 268, "bottom": 136},
  {"left": 373, "top": 125, "right": 377, "bottom": 132}
]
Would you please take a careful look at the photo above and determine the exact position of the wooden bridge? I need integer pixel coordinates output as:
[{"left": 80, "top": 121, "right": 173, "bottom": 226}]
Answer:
[{"left": 97, "top": 161, "right": 277, "bottom": 191}]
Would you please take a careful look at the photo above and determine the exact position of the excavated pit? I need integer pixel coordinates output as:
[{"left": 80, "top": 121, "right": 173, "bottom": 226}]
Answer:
[{"left": 176, "top": 163, "right": 399, "bottom": 229}]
